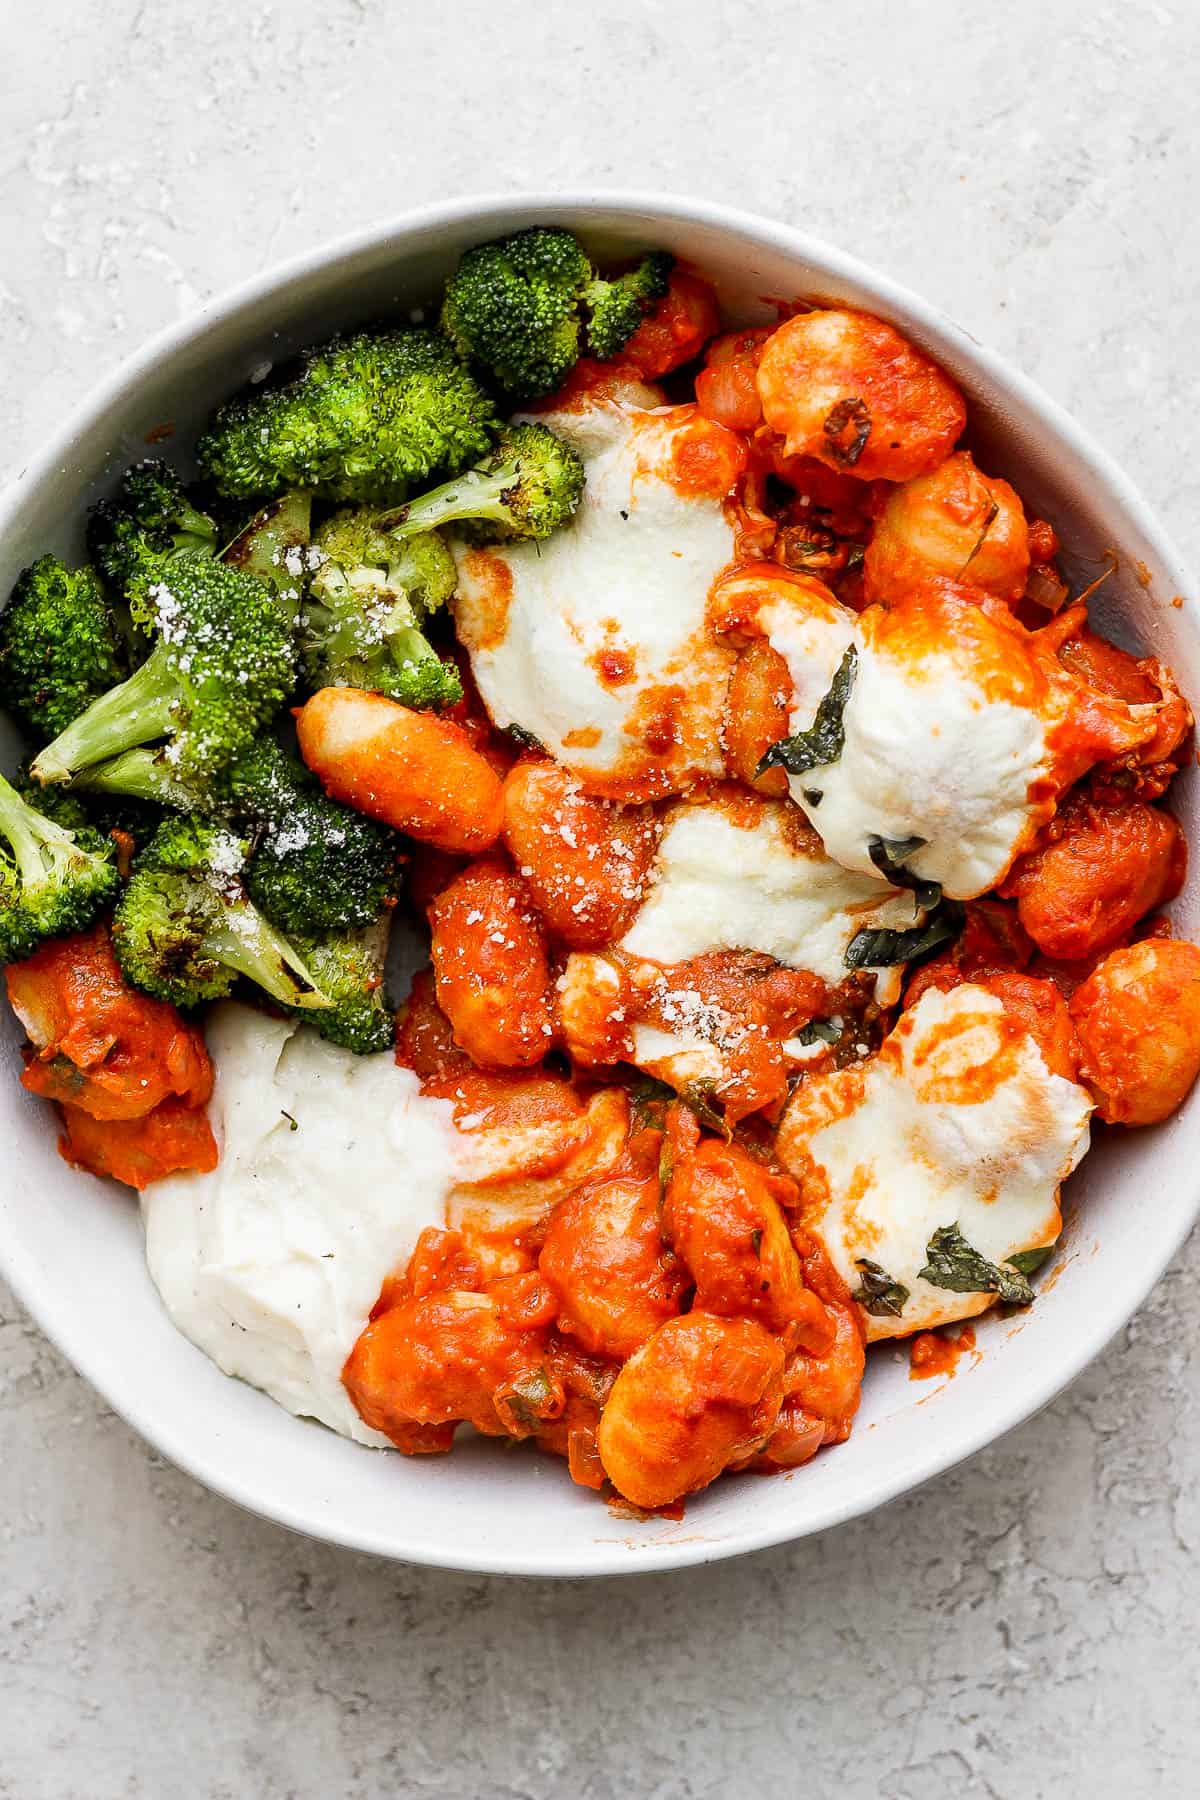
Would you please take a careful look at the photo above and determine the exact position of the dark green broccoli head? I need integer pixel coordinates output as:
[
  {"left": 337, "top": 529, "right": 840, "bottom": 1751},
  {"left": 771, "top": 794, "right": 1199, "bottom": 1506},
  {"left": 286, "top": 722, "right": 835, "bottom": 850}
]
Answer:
[
  {"left": 584, "top": 252, "right": 675, "bottom": 361},
  {"left": 379, "top": 423, "right": 584, "bottom": 546},
  {"left": 73, "top": 736, "right": 405, "bottom": 925},
  {"left": 441, "top": 227, "right": 594, "bottom": 399},
  {"left": 292, "top": 919, "right": 394, "bottom": 1054},
  {"left": 219, "top": 734, "right": 307, "bottom": 816},
  {"left": 303, "top": 518, "right": 462, "bottom": 710},
  {"left": 112, "top": 813, "right": 330, "bottom": 1011},
  {"left": 441, "top": 230, "right": 676, "bottom": 397},
  {"left": 87, "top": 460, "right": 218, "bottom": 600},
  {"left": 0, "top": 556, "right": 131, "bottom": 743},
  {"left": 195, "top": 329, "right": 497, "bottom": 505},
  {"left": 228, "top": 738, "right": 401, "bottom": 937},
  {"left": 30, "top": 554, "right": 297, "bottom": 789},
  {"left": 0, "top": 770, "right": 120, "bottom": 965}
]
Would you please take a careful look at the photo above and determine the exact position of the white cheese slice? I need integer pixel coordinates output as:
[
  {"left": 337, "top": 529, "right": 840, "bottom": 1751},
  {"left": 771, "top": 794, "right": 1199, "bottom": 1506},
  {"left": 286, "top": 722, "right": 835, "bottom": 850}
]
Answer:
[
  {"left": 630, "top": 1021, "right": 725, "bottom": 1087},
  {"left": 777, "top": 984, "right": 1092, "bottom": 1341},
  {"left": 619, "top": 797, "right": 923, "bottom": 984},
  {"left": 142, "top": 1004, "right": 459, "bottom": 1445},
  {"left": 763, "top": 592, "right": 1055, "bottom": 900},
  {"left": 452, "top": 400, "right": 738, "bottom": 797}
]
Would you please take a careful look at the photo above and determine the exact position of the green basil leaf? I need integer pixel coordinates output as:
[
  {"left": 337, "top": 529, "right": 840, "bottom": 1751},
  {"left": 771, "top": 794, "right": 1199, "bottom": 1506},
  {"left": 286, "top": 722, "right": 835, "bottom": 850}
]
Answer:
[
  {"left": 844, "top": 903, "right": 963, "bottom": 971},
  {"left": 852, "top": 1258, "right": 911, "bottom": 1318},
  {"left": 630, "top": 1072, "right": 674, "bottom": 1105},
  {"left": 959, "top": 498, "right": 1000, "bottom": 577},
  {"left": 867, "top": 834, "right": 942, "bottom": 913},
  {"left": 758, "top": 644, "right": 858, "bottom": 777},
  {"left": 628, "top": 1072, "right": 675, "bottom": 1131},
  {"left": 628, "top": 1070, "right": 732, "bottom": 1141},
  {"left": 503, "top": 722, "right": 544, "bottom": 752},
  {"left": 919, "top": 1223, "right": 1035, "bottom": 1306},
  {"left": 793, "top": 1018, "right": 842, "bottom": 1047},
  {"left": 680, "top": 1078, "right": 732, "bottom": 1142},
  {"left": 1006, "top": 1241, "right": 1059, "bottom": 1277},
  {"left": 494, "top": 1366, "right": 560, "bottom": 1436}
]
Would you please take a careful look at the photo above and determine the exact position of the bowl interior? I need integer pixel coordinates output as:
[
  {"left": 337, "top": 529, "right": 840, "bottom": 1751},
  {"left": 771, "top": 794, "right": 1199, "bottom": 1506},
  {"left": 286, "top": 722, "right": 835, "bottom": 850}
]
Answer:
[{"left": 1, "top": 196, "right": 1197, "bottom": 1576}]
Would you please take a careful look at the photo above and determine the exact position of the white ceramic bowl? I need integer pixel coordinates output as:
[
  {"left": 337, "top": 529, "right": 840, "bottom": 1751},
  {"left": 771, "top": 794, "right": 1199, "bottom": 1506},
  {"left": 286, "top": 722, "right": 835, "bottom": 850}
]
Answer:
[{"left": 1, "top": 194, "right": 1197, "bottom": 1577}]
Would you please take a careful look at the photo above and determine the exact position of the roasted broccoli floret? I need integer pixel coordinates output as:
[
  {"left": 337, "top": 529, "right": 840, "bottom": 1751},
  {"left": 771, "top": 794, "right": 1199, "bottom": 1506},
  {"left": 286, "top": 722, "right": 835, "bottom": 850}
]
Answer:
[
  {"left": 0, "top": 556, "right": 131, "bottom": 742},
  {"left": 226, "top": 738, "right": 400, "bottom": 937},
  {"left": 30, "top": 555, "right": 296, "bottom": 789},
  {"left": 111, "top": 814, "right": 329, "bottom": 1011},
  {"left": 221, "top": 490, "right": 314, "bottom": 622},
  {"left": 0, "top": 770, "right": 119, "bottom": 964},
  {"left": 195, "top": 329, "right": 497, "bottom": 505},
  {"left": 73, "top": 732, "right": 401, "bottom": 941},
  {"left": 291, "top": 918, "right": 394, "bottom": 1054},
  {"left": 583, "top": 251, "right": 674, "bottom": 360},
  {"left": 441, "top": 229, "right": 675, "bottom": 398},
  {"left": 87, "top": 459, "right": 218, "bottom": 601},
  {"left": 441, "top": 227, "right": 593, "bottom": 399},
  {"left": 378, "top": 423, "right": 584, "bottom": 545},
  {"left": 302, "top": 514, "right": 462, "bottom": 710},
  {"left": 87, "top": 461, "right": 312, "bottom": 637}
]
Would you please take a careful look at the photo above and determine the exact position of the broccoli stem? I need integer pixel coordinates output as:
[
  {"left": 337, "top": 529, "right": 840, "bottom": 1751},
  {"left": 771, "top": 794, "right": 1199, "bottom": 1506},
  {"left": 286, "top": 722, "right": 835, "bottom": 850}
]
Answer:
[
  {"left": 175, "top": 504, "right": 220, "bottom": 558},
  {"left": 204, "top": 913, "right": 330, "bottom": 1010},
  {"left": 73, "top": 748, "right": 188, "bottom": 807},
  {"left": 0, "top": 771, "right": 80, "bottom": 889},
  {"left": 377, "top": 461, "right": 519, "bottom": 539},
  {"left": 388, "top": 623, "right": 447, "bottom": 678},
  {"left": 30, "top": 642, "right": 181, "bottom": 785},
  {"left": 309, "top": 564, "right": 355, "bottom": 606}
]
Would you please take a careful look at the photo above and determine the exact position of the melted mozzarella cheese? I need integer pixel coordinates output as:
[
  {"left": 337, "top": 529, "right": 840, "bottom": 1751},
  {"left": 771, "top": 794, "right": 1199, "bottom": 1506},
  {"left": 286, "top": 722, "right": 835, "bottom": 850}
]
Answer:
[
  {"left": 631, "top": 1021, "right": 725, "bottom": 1088},
  {"left": 777, "top": 984, "right": 1092, "bottom": 1341},
  {"left": 758, "top": 581, "right": 858, "bottom": 734},
  {"left": 452, "top": 401, "right": 739, "bottom": 798},
  {"left": 764, "top": 590, "right": 1059, "bottom": 899},
  {"left": 619, "top": 797, "right": 923, "bottom": 984},
  {"left": 142, "top": 1005, "right": 459, "bottom": 1445}
]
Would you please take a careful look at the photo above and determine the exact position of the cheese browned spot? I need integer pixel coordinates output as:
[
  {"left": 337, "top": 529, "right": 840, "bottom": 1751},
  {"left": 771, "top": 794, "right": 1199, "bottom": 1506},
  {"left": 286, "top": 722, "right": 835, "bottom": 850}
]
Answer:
[
  {"left": 776, "top": 984, "right": 1092, "bottom": 1341},
  {"left": 452, "top": 400, "right": 744, "bottom": 802}
]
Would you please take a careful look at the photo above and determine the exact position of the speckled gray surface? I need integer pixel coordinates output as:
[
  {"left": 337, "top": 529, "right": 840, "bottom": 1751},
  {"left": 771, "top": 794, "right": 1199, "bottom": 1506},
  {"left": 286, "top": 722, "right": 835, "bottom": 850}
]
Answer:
[{"left": 2, "top": 3, "right": 1199, "bottom": 1795}]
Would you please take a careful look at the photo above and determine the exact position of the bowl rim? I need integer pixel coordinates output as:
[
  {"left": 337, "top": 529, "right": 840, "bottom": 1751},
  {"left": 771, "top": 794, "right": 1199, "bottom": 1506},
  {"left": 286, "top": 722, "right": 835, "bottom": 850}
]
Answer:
[{"left": 2, "top": 188, "right": 1197, "bottom": 1578}]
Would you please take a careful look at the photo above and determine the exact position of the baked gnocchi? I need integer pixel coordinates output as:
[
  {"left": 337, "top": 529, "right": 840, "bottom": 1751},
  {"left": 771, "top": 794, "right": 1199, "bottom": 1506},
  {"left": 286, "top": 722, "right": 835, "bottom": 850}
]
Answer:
[{"left": 4, "top": 226, "right": 1196, "bottom": 1520}]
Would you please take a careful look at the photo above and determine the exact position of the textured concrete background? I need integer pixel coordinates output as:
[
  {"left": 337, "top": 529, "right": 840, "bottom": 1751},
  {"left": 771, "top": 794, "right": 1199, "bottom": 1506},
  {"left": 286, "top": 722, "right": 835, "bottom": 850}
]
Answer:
[{"left": 2, "top": 2, "right": 1198, "bottom": 1795}]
